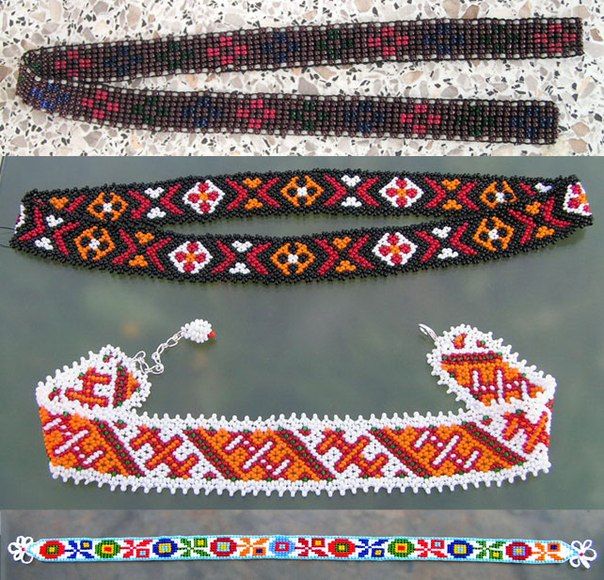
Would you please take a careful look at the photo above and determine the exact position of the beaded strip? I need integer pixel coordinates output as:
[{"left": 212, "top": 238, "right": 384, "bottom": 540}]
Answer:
[
  {"left": 36, "top": 320, "right": 556, "bottom": 496},
  {"left": 8, "top": 535, "right": 597, "bottom": 568},
  {"left": 11, "top": 170, "right": 593, "bottom": 284},
  {"left": 16, "top": 18, "right": 584, "bottom": 143}
]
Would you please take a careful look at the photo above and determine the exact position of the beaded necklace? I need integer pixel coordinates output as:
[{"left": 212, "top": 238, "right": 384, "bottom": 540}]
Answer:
[
  {"left": 11, "top": 170, "right": 592, "bottom": 284},
  {"left": 16, "top": 18, "right": 583, "bottom": 143},
  {"left": 8, "top": 534, "right": 597, "bottom": 568},
  {"left": 36, "top": 320, "right": 555, "bottom": 496}
]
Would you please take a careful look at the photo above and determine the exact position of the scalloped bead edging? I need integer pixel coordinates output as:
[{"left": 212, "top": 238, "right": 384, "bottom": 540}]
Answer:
[
  {"left": 36, "top": 323, "right": 555, "bottom": 497},
  {"left": 48, "top": 461, "right": 550, "bottom": 497}
]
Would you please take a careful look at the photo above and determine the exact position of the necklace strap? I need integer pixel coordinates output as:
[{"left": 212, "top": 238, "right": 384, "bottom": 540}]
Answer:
[
  {"left": 16, "top": 18, "right": 583, "bottom": 143},
  {"left": 35, "top": 322, "right": 556, "bottom": 496},
  {"left": 11, "top": 170, "right": 592, "bottom": 285},
  {"left": 8, "top": 535, "right": 597, "bottom": 568}
]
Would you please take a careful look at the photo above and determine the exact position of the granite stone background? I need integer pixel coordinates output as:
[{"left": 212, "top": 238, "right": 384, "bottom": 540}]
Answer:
[{"left": 1, "top": 0, "right": 602, "bottom": 156}]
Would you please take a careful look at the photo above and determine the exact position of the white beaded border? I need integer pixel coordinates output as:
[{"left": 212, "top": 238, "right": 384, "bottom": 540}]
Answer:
[{"left": 36, "top": 324, "right": 555, "bottom": 496}]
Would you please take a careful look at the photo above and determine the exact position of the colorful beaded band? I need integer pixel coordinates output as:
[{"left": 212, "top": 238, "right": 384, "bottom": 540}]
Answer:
[
  {"left": 11, "top": 170, "right": 592, "bottom": 284},
  {"left": 36, "top": 319, "right": 555, "bottom": 496},
  {"left": 8, "top": 535, "right": 597, "bottom": 568},
  {"left": 16, "top": 18, "right": 583, "bottom": 143}
]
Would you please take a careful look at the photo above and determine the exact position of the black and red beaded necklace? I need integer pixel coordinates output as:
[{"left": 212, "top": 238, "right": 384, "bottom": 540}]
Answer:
[
  {"left": 11, "top": 169, "right": 593, "bottom": 284},
  {"left": 16, "top": 17, "right": 583, "bottom": 144}
]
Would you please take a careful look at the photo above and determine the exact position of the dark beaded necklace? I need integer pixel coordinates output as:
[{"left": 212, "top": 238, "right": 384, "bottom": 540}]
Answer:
[
  {"left": 16, "top": 18, "right": 583, "bottom": 143},
  {"left": 11, "top": 169, "right": 592, "bottom": 284}
]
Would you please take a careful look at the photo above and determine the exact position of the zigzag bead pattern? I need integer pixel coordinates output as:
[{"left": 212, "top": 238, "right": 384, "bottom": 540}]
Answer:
[
  {"left": 8, "top": 534, "right": 597, "bottom": 568},
  {"left": 35, "top": 321, "right": 556, "bottom": 496},
  {"left": 11, "top": 170, "right": 593, "bottom": 284},
  {"left": 15, "top": 18, "right": 583, "bottom": 143}
]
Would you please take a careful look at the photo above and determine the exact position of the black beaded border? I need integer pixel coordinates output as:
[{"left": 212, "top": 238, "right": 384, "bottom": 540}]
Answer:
[
  {"left": 15, "top": 17, "right": 583, "bottom": 144},
  {"left": 11, "top": 170, "right": 593, "bottom": 285},
  {"left": 11, "top": 168, "right": 588, "bottom": 223}
]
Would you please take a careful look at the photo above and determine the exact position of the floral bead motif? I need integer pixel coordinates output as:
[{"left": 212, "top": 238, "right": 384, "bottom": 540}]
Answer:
[
  {"left": 81, "top": 90, "right": 120, "bottom": 120},
  {"left": 74, "top": 226, "right": 116, "bottom": 261},
  {"left": 271, "top": 242, "right": 316, "bottom": 276},
  {"left": 13, "top": 534, "right": 593, "bottom": 567},
  {"left": 207, "top": 35, "right": 248, "bottom": 66},
  {"left": 168, "top": 241, "right": 212, "bottom": 274},
  {"left": 10, "top": 171, "right": 592, "bottom": 284},
  {"left": 473, "top": 217, "right": 515, "bottom": 252},
  {"left": 379, "top": 177, "right": 424, "bottom": 208},
  {"left": 87, "top": 192, "right": 129, "bottom": 222},
  {"left": 563, "top": 182, "right": 591, "bottom": 217},
  {"left": 16, "top": 19, "right": 580, "bottom": 142},
  {"left": 372, "top": 232, "right": 417, "bottom": 266},
  {"left": 183, "top": 181, "right": 225, "bottom": 215}
]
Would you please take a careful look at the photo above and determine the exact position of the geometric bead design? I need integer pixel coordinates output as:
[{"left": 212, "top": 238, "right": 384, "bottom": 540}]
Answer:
[
  {"left": 15, "top": 19, "right": 584, "bottom": 143},
  {"left": 35, "top": 324, "right": 556, "bottom": 496},
  {"left": 11, "top": 170, "right": 593, "bottom": 285},
  {"left": 14, "top": 535, "right": 592, "bottom": 567}
]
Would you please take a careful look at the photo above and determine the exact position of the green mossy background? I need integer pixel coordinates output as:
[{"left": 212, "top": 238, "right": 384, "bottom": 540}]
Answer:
[{"left": 0, "top": 157, "right": 601, "bottom": 509}]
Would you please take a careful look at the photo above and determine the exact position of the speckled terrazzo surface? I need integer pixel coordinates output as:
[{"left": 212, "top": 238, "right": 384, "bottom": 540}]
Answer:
[{"left": 1, "top": 1, "right": 603, "bottom": 156}]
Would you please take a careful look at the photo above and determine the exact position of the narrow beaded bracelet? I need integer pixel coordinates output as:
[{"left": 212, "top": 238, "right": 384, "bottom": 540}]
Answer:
[
  {"left": 35, "top": 319, "right": 556, "bottom": 496},
  {"left": 8, "top": 534, "right": 597, "bottom": 568},
  {"left": 11, "top": 169, "right": 592, "bottom": 284},
  {"left": 16, "top": 17, "right": 583, "bottom": 143}
]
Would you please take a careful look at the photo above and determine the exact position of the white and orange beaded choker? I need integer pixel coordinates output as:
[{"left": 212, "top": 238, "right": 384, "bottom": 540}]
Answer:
[{"left": 36, "top": 320, "right": 556, "bottom": 497}]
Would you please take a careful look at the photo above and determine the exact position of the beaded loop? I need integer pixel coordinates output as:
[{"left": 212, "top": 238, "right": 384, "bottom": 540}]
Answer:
[
  {"left": 11, "top": 170, "right": 593, "bottom": 285},
  {"left": 35, "top": 323, "right": 556, "bottom": 496},
  {"left": 15, "top": 18, "right": 583, "bottom": 143}
]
